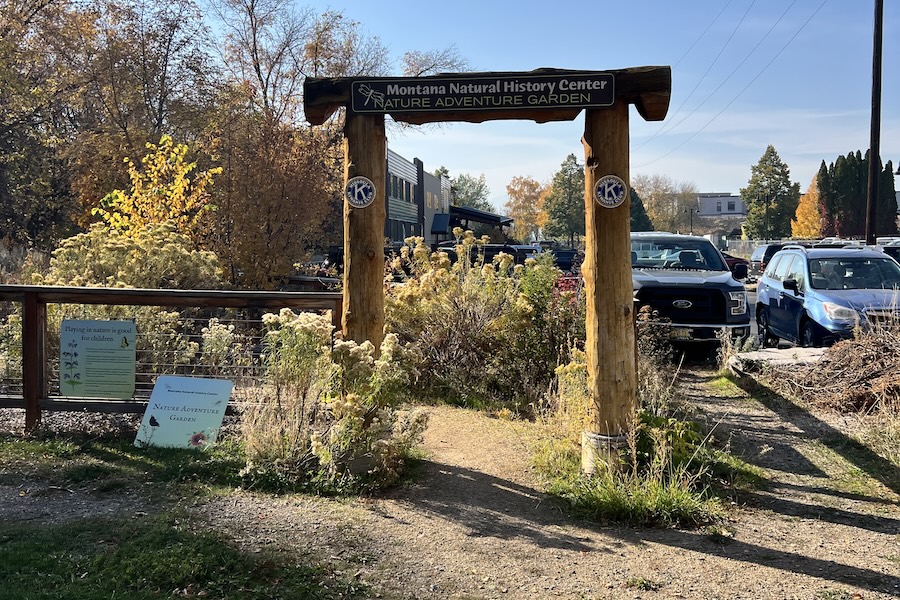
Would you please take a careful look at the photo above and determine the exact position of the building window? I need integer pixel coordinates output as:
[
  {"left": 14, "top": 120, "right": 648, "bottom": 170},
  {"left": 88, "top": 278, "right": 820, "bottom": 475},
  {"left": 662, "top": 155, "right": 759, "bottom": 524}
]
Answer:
[
  {"left": 716, "top": 201, "right": 722, "bottom": 213},
  {"left": 727, "top": 201, "right": 736, "bottom": 212}
]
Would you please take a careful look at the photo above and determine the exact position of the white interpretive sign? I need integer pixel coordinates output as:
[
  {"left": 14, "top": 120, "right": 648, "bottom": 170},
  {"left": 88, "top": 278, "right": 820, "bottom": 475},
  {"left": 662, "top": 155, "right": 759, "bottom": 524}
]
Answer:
[{"left": 134, "top": 376, "right": 232, "bottom": 449}]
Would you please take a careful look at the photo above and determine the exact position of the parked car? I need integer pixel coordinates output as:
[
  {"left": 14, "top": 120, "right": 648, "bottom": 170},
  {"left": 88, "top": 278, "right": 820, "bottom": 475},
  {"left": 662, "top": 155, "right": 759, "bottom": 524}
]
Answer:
[
  {"left": 749, "top": 243, "right": 785, "bottom": 280},
  {"left": 631, "top": 232, "right": 750, "bottom": 345},
  {"left": 435, "top": 241, "right": 539, "bottom": 266},
  {"left": 880, "top": 244, "right": 900, "bottom": 263},
  {"left": 755, "top": 245, "right": 900, "bottom": 347},
  {"left": 722, "top": 252, "right": 750, "bottom": 272},
  {"left": 547, "top": 248, "right": 581, "bottom": 273}
]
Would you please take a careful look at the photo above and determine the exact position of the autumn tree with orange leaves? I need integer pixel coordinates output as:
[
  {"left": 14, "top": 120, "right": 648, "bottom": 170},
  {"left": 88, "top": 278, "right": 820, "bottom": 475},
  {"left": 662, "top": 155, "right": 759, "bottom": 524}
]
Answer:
[
  {"left": 504, "top": 176, "right": 546, "bottom": 243},
  {"left": 791, "top": 177, "right": 822, "bottom": 239}
]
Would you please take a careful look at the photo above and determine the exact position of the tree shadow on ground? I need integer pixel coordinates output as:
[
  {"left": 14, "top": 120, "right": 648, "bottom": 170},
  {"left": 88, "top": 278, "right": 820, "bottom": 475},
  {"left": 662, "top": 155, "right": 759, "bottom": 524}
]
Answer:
[
  {"left": 729, "top": 376, "right": 900, "bottom": 497},
  {"left": 389, "top": 459, "right": 900, "bottom": 596}
]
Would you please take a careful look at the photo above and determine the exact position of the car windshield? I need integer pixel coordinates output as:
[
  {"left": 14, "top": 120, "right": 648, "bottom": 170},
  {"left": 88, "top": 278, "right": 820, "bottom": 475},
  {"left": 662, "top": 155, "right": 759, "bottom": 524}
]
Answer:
[
  {"left": 808, "top": 257, "right": 900, "bottom": 290},
  {"left": 631, "top": 239, "right": 727, "bottom": 271}
]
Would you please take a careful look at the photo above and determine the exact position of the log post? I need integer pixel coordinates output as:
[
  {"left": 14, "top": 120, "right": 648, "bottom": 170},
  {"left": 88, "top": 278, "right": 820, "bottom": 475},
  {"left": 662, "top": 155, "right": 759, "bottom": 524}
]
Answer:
[
  {"left": 22, "top": 291, "right": 47, "bottom": 432},
  {"left": 581, "top": 103, "right": 637, "bottom": 474},
  {"left": 342, "top": 113, "right": 386, "bottom": 351}
]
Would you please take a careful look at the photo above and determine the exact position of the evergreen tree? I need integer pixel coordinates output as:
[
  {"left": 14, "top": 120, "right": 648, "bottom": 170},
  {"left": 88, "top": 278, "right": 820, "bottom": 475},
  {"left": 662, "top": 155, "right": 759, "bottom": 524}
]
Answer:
[
  {"left": 817, "top": 161, "right": 835, "bottom": 236},
  {"left": 878, "top": 160, "right": 898, "bottom": 235},
  {"left": 542, "top": 154, "right": 585, "bottom": 247},
  {"left": 817, "top": 152, "right": 897, "bottom": 238},
  {"left": 630, "top": 188, "right": 653, "bottom": 232},
  {"left": 740, "top": 145, "right": 800, "bottom": 240}
]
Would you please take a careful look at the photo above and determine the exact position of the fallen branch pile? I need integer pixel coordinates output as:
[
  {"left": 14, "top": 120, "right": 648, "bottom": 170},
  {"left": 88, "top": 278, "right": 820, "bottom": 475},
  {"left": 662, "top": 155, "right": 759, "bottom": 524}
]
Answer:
[{"left": 771, "top": 327, "right": 900, "bottom": 413}]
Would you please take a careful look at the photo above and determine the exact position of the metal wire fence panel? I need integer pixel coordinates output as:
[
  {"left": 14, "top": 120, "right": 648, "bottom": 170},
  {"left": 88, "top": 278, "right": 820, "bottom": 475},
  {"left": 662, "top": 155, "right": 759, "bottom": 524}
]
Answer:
[
  {"left": 44, "top": 308, "right": 272, "bottom": 399},
  {"left": 0, "top": 300, "right": 22, "bottom": 396},
  {"left": 0, "top": 285, "right": 342, "bottom": 426}
]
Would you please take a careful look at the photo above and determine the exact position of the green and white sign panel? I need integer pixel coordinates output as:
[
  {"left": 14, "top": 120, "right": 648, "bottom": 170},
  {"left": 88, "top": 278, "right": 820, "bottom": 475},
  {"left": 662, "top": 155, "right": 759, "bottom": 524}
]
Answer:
[
  {"left": 134, "top": 376, "right": 233, "bottom": 449},
  {"left": 60, "top": 320, "right": 137, "bottom": 398}
]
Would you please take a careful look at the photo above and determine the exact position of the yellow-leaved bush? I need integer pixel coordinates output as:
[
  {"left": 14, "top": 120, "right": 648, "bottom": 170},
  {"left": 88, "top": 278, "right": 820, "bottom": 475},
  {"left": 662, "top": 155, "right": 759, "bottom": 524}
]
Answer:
[{"left": 92, "top": 135, "right": 221, "bottom": 247}]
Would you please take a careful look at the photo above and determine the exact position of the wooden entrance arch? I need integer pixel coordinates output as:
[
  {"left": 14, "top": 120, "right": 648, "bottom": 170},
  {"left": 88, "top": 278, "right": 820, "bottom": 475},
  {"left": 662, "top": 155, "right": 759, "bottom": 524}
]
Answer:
[{"left": 304, "top": 67, "right": 671, "bottom": 472}]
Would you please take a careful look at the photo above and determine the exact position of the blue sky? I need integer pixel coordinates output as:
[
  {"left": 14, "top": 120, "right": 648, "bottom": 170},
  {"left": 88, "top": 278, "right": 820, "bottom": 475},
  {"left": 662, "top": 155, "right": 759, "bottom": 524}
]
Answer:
[{"left": 311, "top": 1, "right": 899, "bottom": 211}]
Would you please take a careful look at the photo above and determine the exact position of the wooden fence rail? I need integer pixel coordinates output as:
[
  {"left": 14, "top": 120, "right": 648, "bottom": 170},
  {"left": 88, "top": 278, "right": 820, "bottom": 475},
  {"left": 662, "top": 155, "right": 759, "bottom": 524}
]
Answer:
[{"left": 0, "top": 285, "right": 343, "bottom": 431}]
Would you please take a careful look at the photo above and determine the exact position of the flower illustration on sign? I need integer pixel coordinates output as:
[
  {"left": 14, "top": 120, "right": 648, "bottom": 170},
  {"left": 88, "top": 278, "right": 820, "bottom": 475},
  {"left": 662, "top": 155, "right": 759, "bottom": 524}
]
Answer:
[{"left": 189, "top": 431, "right": 207, "bottom": 447}]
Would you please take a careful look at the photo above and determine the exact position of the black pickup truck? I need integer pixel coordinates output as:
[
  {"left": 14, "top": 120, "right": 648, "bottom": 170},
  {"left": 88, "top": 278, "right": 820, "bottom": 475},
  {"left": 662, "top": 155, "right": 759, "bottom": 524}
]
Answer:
[{"left": 630, "top": 232, "right": 750, "bottom": 344}]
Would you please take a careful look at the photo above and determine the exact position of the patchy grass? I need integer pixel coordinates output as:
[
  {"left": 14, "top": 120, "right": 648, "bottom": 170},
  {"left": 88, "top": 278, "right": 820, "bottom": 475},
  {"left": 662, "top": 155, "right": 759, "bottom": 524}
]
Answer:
[
  {"left": 533, "top": 437, "right": 728, "bottom": 529},
  {"left": 0, "top": 512, "right": 368, "bottom": 600},
  {"left": 707, "top": 375, "right": 751, "bottom": 399},
  {"left": 626, "top": 576, "right": 663, "bottom": 591},
  {"left": 0, "top": 433, "right": 244, "bottom": 497}
]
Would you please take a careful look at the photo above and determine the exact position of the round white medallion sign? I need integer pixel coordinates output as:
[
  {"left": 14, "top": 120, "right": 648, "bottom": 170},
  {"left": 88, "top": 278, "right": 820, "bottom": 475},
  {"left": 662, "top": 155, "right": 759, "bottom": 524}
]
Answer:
[
  {"left": 345, "top": 176, "right": 376, "bottom": 208},
  {"left": 593, "top": 175, "right": 628, "bottom": 209}
]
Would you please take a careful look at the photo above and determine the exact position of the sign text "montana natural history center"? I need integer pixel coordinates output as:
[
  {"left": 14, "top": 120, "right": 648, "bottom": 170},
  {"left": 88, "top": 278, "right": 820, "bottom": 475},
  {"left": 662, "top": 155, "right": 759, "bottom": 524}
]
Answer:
[{"left": 350, "top": 73, "right": 615, "bottom": 114}]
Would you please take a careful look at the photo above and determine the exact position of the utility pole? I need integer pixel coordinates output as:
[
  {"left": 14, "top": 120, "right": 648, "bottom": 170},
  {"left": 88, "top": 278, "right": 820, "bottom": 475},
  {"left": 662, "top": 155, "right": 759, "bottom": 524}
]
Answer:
[{"left": 865, "top": 0, "right": 883, "bottom": 245}]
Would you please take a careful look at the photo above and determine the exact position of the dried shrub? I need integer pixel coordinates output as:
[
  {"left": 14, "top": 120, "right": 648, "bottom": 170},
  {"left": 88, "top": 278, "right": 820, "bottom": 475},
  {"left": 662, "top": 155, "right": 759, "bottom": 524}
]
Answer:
[
  {"left": 385, "top": 232, "right": 582, "bottom": 412},
  {"left": 239, "top": 309, "right": 427, "bottom": 493}
]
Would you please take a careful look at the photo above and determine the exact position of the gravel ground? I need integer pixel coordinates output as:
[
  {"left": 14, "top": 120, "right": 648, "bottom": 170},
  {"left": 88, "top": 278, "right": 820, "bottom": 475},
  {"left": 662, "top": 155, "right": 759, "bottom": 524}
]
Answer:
[{"left": 2, "top": 367, "right": 898, "bottom": 599}]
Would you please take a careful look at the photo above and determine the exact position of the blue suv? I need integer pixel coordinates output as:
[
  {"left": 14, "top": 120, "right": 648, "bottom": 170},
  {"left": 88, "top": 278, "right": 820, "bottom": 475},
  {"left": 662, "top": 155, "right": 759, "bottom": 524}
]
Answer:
[{"left": 756, "top": 245, "right": 900, "bottom": 347}]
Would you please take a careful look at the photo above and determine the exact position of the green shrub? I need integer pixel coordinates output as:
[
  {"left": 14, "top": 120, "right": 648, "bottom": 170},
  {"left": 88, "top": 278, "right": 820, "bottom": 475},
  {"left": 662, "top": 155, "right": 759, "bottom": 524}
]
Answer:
[{"left": 34, "top": 222, "right": 222, "bottom": 290}]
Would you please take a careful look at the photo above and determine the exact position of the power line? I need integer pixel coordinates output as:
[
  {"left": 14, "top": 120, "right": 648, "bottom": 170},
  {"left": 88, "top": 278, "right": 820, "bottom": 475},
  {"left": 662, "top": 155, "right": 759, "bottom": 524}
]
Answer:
[
  {"left": 672, "top": 0, "right": 737, "bottom": 68},
  {"left": 644, "top": 0, "right": 798, "bottom": 147},
  {"left": 634, "top": 0, "right": 829, "bottom": 170},
  {"left": 634, "top": 0, "right": 753, "bottom": 152}
]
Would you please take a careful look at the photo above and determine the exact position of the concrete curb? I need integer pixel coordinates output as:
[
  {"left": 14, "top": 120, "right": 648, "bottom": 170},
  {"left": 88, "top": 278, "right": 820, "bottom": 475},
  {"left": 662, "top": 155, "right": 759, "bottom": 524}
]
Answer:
[{"left": 727, "top": 347, "right": 826, "bottom": 376}]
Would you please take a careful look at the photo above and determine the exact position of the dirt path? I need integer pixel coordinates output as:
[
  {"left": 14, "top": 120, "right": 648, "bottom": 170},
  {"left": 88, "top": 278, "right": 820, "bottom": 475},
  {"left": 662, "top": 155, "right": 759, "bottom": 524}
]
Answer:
[{"left": 195, "top": 370, "right": 900, "bottom": 600}]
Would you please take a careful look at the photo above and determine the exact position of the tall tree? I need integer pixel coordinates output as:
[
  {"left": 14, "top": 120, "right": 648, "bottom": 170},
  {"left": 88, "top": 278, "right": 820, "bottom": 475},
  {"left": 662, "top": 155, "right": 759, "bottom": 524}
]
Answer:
[
  {"left": 504, "top": 176, "right": 545, "bottom": 243},
  {"left": 817, "top": 161, "right": 836, "bottom": 236},
  {"left": 205, "top": 4, "right": 390, "bottom": 287},
  {"left": 816, "top": 151, "right": 897, "bottom": 238},
  {"left": 878, "top": 160, "right": 898, "bottom": 236},
  {"left": 631, "top": 173, "right": 697, "bottom": 233},
  {"left": 542, "top": 154, "right": 585, "bottom": 247},
  {"left": 401, "top": 45, "right": 469, "bottom": 77},
  {"left": 630, "top": 188, "right": 654, "bottom": 232},
  {"left": 62, "top": 0, "right": 216, "bottom": 221},
  {"left": 791, "top": 177, "right": 822, "bottom": 239},
  {"left": 0, "top": 0, "right": 83, "bottom": 247},
  {"left": 450, "top": 173, "right": 494, "bottom": 212},
  {"left": 740, "top": 145, "right": 800, "bottom": 240}
]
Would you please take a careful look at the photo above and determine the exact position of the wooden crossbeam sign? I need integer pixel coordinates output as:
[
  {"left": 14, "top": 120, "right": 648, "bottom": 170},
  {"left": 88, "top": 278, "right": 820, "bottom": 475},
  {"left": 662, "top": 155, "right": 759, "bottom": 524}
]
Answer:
[{"left": 304, "top": 67, "right": 671, "bottom": 472}]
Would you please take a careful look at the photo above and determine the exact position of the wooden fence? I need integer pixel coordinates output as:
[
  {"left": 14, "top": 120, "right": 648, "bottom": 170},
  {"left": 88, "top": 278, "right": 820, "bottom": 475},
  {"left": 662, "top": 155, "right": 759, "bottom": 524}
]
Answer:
[{"left": 0, "top": 285, "right": 342, "bottom": 431}]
